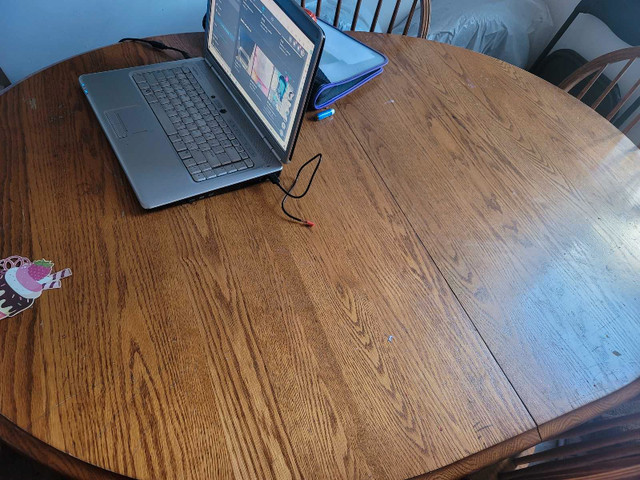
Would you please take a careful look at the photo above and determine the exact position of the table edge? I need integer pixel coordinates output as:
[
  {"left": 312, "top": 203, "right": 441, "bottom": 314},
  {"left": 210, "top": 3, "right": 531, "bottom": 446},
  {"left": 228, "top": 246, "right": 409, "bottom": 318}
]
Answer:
[
  {"left": 418, "top": 377, "right": 640, "bottom": 479},
  {"left": 3, "top": 379, "right": 637, "bottom": 480},
  {"left": 0, "top": 412, "right": 130, "bottom": 480}
]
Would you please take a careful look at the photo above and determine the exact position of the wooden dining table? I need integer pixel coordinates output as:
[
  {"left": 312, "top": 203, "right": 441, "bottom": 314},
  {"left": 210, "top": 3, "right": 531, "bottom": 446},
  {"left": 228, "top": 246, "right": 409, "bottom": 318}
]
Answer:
[{"left": 0, "top": 31, "right": 639, "bottom": 480}]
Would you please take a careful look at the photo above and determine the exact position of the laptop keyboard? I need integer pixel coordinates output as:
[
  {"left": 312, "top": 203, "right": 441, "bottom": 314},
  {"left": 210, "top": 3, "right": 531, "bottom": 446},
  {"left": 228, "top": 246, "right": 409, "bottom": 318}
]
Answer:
[{"left": 132, "top": 66, "right": 254, "bottom": 182}]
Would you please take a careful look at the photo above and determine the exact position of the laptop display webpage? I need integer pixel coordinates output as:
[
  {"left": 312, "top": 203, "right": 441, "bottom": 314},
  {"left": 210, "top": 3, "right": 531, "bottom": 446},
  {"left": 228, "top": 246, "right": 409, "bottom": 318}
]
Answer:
[{"left": 207, "top": 0, "right": 315, "bottom": 149}]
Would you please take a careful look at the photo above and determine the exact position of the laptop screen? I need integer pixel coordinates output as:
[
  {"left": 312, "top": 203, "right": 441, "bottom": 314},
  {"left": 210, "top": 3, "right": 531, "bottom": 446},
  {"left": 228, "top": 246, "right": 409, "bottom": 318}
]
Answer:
[{"left": 207, "top": 0, "right": 315, "bottom": 150}]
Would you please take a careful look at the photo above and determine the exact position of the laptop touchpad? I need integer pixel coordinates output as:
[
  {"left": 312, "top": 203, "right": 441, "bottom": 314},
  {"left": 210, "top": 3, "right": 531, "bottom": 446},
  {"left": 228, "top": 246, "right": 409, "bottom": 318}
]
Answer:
[{"left": 105, "top": 106, "right": 150, "bottom": 138}]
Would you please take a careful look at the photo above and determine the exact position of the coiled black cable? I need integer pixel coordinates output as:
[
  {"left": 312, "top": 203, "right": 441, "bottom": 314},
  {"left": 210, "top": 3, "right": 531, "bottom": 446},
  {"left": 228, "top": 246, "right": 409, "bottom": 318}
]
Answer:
[{"left": 269, "top": 153, "right": 323, "bottom": 227}]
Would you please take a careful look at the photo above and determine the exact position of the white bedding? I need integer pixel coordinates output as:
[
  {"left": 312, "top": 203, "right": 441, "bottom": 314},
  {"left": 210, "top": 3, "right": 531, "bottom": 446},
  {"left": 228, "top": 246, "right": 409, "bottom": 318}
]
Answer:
[
  {"left": 422, "top": 0, "right": 553, "bottom": 68},
  {"left": 304, "top": 0, "right": 553, "bottom": 68}
]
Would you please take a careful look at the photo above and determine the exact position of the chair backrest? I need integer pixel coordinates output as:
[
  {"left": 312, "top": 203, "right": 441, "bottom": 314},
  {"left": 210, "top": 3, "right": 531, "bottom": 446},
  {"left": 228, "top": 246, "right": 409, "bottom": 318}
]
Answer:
[
  {"left": 530, "top": 0, "right": 639, "bottom": 74},
  {"left": 497, "top": 411, "right": 640, "bottom": 480},
  {"left": 301, "top": 0, "right": 430, "bottom": 37},
  {"left": 559, "top": 46, "right": 640, "bottom": 136},
  {"left": 575, "top": 0, "right": 640, "bottom": 46}
]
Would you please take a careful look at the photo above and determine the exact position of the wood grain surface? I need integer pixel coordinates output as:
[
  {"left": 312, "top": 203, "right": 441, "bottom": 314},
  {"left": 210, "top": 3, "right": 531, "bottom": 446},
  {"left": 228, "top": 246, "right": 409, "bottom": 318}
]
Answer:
[
  {"left": 0, "top": 33, "right": 535, "bottom": 480},
  {"left": 0, "top": 31, "right": 637, "bottom": 480},
  {"left": 339, "top": 33, "right": 640, "bottom": 425}
]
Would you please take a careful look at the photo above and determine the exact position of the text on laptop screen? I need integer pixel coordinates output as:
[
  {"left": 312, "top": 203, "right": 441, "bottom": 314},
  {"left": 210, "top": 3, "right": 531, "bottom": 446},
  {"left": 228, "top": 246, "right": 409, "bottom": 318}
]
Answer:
[{"left": 207, "top": 0, "right": 314, "bottom": 150}]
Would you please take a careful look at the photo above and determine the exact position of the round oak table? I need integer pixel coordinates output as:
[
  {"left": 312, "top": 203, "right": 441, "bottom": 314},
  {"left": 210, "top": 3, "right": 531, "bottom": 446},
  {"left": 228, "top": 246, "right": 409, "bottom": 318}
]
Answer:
[{"left": 0, "top": 32, "right": 639, "bottom": 480}]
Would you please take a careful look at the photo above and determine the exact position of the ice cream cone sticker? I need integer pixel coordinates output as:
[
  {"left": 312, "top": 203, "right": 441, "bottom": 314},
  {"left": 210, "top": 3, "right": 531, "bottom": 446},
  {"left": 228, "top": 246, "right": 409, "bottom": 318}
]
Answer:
[{"left": 0, "top": 256, "right": 72, "bottom": 320}]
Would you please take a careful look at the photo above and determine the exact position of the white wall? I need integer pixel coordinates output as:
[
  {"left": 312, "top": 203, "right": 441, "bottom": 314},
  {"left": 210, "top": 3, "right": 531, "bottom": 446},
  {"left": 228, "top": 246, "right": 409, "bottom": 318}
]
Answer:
[
  {"left": 541, "top": 0, "right": 639, "bottom": 142},
  {"left": 0, "top": 0, "right": 205, "bottom": 84}
]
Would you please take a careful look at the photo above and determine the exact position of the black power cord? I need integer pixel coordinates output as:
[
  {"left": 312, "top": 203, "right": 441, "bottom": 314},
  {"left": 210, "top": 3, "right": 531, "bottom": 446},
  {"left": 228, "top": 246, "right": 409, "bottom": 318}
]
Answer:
[
  {"left": 118, "top": 38, "right": 192, "bottom": 59},
  {"left": 269, "top": 153, "right": 323, "bottom": 227}
]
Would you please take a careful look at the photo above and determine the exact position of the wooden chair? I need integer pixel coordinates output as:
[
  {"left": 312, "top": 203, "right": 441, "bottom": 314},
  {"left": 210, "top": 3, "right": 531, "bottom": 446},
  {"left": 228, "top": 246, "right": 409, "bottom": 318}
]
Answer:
[
  {"left": 301, "top": 0, "right": 430, "bottom": 38},
  {"left": 530, "top": 0, "right": 640, "bottom": 73},
  {"left": 559, "top": 46, "right": 640, "bottom": 136},
  {"left": 482, "top": 396, "right": 640, "bottom": 480}
]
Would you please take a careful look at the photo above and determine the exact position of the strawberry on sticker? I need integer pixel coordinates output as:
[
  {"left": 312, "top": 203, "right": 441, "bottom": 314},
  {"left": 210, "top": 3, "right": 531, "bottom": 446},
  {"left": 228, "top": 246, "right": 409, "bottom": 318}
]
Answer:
[{"left": 0, "top": 257, "right": 72, "bottom": 320}]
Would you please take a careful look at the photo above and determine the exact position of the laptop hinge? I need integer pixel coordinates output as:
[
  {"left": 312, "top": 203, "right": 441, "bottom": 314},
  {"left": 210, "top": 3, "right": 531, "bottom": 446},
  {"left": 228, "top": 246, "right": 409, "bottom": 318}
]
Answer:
[{"left": 263, "top": 138, "right": 277, "bottom": 156}]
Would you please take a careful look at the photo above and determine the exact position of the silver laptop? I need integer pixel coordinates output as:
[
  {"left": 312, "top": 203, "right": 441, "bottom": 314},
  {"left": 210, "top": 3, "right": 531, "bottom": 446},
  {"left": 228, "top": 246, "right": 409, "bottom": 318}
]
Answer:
[{"left": 80, "top": 0, "right": 324, "bottom": 209}]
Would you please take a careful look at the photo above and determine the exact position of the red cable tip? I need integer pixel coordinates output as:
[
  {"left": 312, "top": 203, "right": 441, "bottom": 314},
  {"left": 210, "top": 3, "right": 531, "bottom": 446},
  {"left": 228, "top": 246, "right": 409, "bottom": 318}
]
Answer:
[{"left": 304, "top": 220, "right": 315, "bottom": 227}]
